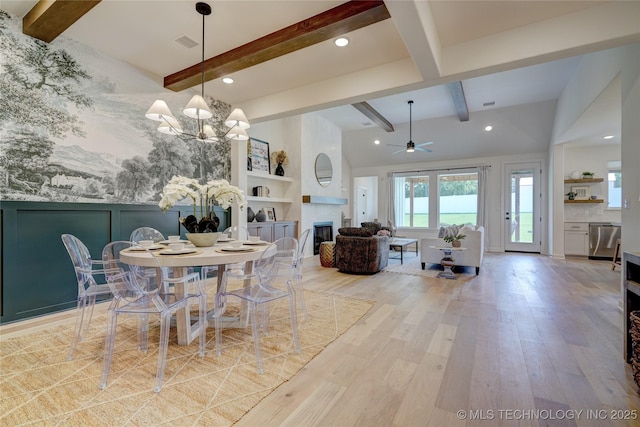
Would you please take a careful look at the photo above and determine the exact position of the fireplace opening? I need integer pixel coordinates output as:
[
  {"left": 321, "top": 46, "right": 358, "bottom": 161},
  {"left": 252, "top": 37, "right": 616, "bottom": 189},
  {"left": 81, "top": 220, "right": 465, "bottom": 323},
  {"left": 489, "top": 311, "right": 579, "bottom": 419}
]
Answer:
[{"left": 313, "top": 222, "right": 333, "bottom": 255}]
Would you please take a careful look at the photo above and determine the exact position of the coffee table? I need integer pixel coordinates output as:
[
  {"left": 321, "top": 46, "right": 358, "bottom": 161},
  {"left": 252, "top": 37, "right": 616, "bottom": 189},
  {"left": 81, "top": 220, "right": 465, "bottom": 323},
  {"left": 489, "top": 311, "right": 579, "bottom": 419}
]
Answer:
[
  {"left": 429, "top": 246, "right": 467, "bottom": 279},
  {"left": 389, "top": 238, "right": 418, "bottom": 264}
]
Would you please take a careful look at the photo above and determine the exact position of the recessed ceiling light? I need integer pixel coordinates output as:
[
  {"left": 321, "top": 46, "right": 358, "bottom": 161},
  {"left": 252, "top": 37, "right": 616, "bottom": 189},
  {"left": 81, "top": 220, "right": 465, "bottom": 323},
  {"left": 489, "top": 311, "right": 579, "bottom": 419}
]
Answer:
[
  {"left": 334, "top": 37, "right": 349, "bottom": 47},
  {"left": 603, "top": 135, "right": 614, "bottom": 139},
  {"left": 484, "top": 125, "right": 493, "bottom": 131},
  {"left": 374, "top": 139, "right": 380, "bottom": 145},
  {"left": 222, "top": 77, "right": 234, "bottom": 84}
]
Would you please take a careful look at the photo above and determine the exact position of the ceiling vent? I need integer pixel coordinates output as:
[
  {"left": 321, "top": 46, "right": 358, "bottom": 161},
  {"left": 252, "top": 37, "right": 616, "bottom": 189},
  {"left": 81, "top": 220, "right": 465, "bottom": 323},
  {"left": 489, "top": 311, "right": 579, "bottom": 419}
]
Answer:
[
  {"left": 483, "top": 101, "right": 495, "bottom": 107},
  {"left": 175, "top": 35, "right": 199, "bottom": 49}
]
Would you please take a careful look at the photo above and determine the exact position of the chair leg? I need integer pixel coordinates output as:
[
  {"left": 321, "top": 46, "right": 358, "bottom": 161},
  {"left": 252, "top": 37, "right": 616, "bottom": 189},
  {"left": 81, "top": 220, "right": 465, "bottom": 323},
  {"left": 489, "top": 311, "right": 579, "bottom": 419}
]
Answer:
[
  {"left": 68, "top": 295, "right": 87, "bottom": 361},
  {"left": 99, "top": 311, "right": 118, "bottom": 390},
  {"left": 198, "top": 293, "right": 207, "bottom": 358},
  {"left": 294, "top": 275, "right": 308, "bottom": 321},
  {"left": 611, "top": 239, "right": 621, "bottom": 271},
  {"left": 288, "top": 293, "right": 301, "bottom": 354},
  {"left": 250, "top": 303, "right": 265, "bottom": 374},
  {"left": 153, "top": 312, "right": 172, "bottom": 393},
  {"left": 215, "top": 294, "right": 223, "bottom": 356}
]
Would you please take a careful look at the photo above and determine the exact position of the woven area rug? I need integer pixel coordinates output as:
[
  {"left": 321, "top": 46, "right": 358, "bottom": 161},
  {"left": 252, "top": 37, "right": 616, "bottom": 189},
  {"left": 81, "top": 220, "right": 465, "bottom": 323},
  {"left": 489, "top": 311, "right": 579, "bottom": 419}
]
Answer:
[
  {"left": 1, "top": 291, "right": 372, "bottom": 426},
  {"left": 383, "top": 256, "right": 476, "bottom": 280}
]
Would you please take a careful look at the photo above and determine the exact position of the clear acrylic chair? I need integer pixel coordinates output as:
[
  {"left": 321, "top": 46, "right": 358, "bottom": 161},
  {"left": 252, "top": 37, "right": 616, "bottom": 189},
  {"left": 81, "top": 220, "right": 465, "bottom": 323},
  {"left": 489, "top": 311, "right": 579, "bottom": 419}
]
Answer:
[
  {"left": 61, "top": 234, "right": 114, "bottom": 361},
  {"left": 215, "top": 238, "right": 300, "bottom": 374},
  {"left": 100, "top": 241, "right": 206, "bottom": 392},
  {"left": 202, "top": 225, "right": 250, "bottom": 284},
  {"left": 293, "top": 228, "right": 311, "bottom": 320},
  {"left": 129, "top": 227, "right": 166, "bottom": 243}
]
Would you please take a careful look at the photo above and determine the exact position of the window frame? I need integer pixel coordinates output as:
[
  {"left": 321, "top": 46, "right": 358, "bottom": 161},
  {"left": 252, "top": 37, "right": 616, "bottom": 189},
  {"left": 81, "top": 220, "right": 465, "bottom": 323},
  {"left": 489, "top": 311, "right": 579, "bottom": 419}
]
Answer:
[{"left": 392, "top": 167, "right": 478, "bottom": 230}]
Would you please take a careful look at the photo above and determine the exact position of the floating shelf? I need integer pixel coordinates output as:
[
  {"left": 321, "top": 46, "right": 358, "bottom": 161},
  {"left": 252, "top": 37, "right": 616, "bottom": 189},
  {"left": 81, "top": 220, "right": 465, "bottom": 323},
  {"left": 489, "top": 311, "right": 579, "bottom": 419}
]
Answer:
[
  {"left": 247, "top": 196, "right": 292, "bottom": 203},
  {"left": 302, "top": 195, "right": 348, "bottom": 205},
  {"left": 564, "top": 178, "right": 604, "bottom": 183},
  {"left": 247, "top": 171, "right": 293, "bottom": 182},
  {"left": 564, "top": 199, "right": 604, "bottom": 203}
]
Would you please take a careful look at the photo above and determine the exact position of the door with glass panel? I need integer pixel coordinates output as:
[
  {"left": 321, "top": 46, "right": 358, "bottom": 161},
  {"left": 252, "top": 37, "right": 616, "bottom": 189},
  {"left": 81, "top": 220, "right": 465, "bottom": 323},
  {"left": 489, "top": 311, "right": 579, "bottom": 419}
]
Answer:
[{"left": 504, "top": 162, "right": 541, "bottom": 252}]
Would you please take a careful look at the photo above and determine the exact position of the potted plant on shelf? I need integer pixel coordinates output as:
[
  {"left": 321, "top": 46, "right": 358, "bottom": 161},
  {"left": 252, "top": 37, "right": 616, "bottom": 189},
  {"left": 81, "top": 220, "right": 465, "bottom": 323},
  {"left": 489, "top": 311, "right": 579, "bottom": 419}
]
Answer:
[
  {"left": 158, "top": 176, "right": 246, "bottom": 246},
  {"left": 271, "top": 150, "right": 288, "bottom": 176},
  {"left": 442, "top": 224, "right": 466, "bottom": 247},
  {"left": 566, "top": 191, "right": 578, "bottom": 200},
  {"left": 582, "top": 171, "right": 595, "bottom": 179}
]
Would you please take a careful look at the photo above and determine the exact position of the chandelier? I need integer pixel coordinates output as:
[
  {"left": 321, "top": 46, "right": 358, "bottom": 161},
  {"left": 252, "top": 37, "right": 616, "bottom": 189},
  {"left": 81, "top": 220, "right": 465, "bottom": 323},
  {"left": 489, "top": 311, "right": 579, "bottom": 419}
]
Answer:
[{"left": 145, "top": 2, "right": 249, "bottom": 142}]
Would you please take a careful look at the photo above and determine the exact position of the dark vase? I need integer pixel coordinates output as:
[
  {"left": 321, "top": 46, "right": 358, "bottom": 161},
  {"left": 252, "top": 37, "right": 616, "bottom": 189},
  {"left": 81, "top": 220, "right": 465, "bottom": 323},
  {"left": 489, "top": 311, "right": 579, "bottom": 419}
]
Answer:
[
  {"left": 247, "top": 206, "right": 255, "bottom": 222},
  {"left": 247, "top": 157, "right": 252, "bottom": 171},
  {"left": 255, "top": 209, "right": 267, "bottom": 222},
  {"left": 275, "top": 162, "right": 284, "bottom": 176}
]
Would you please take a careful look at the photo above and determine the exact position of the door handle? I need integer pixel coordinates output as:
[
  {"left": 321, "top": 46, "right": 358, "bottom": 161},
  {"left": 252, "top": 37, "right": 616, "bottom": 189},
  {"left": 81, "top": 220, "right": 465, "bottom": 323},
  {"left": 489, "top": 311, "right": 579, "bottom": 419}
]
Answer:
[{"left": 505, "top": 212, "right": 510, "bottom": 220}]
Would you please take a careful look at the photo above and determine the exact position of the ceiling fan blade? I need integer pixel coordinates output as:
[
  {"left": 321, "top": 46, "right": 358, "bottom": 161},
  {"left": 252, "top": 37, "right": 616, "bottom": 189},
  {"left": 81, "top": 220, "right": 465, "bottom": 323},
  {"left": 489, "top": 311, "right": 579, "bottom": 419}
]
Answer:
[
  {"left": 392, "top": 147, "right": 408, "bottom": 154},
  {"left": 415, "top": 146, "right": 432, "bottom": 153},
  {"left": 416, "top": 141, "right": 434, "bottom": 147},
  {"left": 387, "top": 144, "right": 406, "bottom": 147}
]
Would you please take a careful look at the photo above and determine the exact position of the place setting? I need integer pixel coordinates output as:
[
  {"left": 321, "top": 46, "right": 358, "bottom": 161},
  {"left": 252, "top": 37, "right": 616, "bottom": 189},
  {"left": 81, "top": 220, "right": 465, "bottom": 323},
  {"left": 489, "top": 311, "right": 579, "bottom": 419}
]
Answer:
[
  {"left": 216, "top": 240, "right": 258, "bottom": 253},
  {"left": 242, "top": 236, "right": 270, "bottom": 246},
  {"left": 157, "top": 235, "right": 193, "bottom": 245},
  {"left": 158, "top": 242, "right": 200, "bottom": 256},
  {"left": 126, "top": 240, "right": 165, "bottom": 251}
]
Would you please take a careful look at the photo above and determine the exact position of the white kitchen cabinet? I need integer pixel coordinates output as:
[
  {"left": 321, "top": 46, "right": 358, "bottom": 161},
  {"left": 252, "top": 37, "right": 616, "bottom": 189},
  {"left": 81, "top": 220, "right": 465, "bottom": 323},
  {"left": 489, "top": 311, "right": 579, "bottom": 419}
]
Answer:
[{"left": 564, "top": 222, "right": 589, "bottom": 256}]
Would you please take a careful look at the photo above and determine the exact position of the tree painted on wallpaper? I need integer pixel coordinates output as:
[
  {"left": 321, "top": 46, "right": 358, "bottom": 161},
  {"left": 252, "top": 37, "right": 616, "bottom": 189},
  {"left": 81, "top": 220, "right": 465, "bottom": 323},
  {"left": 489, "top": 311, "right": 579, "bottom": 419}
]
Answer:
[{"left": 0, "top": 11, "right": 233, "bottom": 204}]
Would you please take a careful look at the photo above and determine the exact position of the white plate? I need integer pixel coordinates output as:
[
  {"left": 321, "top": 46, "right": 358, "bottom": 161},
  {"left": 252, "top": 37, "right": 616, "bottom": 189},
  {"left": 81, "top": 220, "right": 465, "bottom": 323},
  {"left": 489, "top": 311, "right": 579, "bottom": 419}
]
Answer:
[
  {"left": 158, "top": 248, "right": 198, "bottom": 255},
  {"left": 158, "top": 239, "right": 190, "bottom": 245},
  {"left": 243, "top": 241, "right": 269, "bottom": 246},
  {"left": 217, "top": 237, "right": 235, "bottom": 242},
  {"left": 216, "top": 247, "right": 257, "bottom": 253},
  {"left": 128, "top": 244, "right": 164, "bottom": 251}
]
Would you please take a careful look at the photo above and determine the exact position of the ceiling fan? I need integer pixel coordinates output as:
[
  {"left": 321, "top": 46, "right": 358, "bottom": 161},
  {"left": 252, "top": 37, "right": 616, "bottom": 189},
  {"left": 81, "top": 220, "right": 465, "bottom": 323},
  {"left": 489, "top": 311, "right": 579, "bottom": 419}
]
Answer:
[{"left": 389, "top": 100, "right": 434, "bottom": 154}]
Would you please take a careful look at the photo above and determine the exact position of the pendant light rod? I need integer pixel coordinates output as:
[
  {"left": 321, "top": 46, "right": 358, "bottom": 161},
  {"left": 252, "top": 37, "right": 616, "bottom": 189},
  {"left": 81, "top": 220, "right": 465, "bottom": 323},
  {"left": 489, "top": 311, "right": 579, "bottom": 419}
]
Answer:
[{"left": 407, "top": 100, "right": 414, "bottom": 152}]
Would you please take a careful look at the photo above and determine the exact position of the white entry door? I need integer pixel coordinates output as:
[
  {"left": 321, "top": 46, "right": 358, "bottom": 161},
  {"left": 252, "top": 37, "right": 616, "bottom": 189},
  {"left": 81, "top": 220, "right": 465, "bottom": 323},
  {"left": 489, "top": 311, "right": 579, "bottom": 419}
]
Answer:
[
  {"left": 356, "top": 187, "right": 368, "bottom": 226},
  {"left": 504, "top": 162, "right": 541, "bottom": 253}
]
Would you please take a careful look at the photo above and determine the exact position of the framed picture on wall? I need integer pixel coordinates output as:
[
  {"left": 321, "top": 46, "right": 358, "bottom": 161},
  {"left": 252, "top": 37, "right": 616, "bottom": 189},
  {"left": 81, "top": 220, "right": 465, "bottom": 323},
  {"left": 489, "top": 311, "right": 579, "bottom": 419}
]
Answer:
[
  {"left": 571, "top": 185, "right": 590, "bottom": 200},
  {"left": 249, "top": 138, "right": 270, "bottom": 174},
  {"left": 264, "top": 207, "right": 276, "bottom": 222}
]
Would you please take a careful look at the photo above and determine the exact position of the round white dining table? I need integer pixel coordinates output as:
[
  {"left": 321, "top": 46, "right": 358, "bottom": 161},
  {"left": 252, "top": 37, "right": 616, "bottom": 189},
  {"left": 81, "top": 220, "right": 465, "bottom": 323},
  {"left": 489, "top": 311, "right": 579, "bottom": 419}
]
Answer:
[{"left": 120, "top": 242, "right": 271, "bottom": 345}]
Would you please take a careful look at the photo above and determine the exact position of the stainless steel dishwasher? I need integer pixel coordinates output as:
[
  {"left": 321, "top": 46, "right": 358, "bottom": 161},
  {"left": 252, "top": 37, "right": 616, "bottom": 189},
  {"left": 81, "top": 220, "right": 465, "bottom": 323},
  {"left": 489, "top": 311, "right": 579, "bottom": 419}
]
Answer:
[{"left": 589, "top": 222, "right": 621, "bottom": 259}]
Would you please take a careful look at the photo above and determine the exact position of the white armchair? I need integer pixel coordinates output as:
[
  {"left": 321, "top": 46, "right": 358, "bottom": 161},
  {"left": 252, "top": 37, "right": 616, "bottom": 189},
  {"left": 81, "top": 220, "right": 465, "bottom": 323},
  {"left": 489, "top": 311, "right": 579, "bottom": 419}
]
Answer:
[{"left": 420, "top": 226, "right": 484, "bottom": 275}]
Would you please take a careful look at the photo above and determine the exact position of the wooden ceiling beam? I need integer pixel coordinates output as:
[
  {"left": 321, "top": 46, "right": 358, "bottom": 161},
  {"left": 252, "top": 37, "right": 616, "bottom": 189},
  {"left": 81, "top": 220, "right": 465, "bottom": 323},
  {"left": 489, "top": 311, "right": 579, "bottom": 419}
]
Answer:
[
  {"left": 165, "top": 0, "right": 390, "bottom": 92},
  {"left": 351, "top": 101, "right": 394, "bottom": 132},
  {"left": 447, "top": 81, "right": 469, "bottom": 122},
  {"left": 22, "top": 0, "right": 101, "bottom": 43}
]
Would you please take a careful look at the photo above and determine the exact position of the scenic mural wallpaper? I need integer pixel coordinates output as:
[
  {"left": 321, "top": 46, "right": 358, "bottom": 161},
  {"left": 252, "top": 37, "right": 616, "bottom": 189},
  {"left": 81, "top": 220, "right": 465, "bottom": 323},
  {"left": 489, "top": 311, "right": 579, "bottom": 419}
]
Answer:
[{"left": 0, "top": 11, "right": 233, "bottom": 205}]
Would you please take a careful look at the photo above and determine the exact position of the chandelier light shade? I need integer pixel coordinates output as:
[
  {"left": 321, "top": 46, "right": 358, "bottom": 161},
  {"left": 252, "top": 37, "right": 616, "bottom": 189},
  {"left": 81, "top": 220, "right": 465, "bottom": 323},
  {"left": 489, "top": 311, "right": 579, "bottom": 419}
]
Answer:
[{"left": 145, "top": 2, "right": 249, "bottom": 142}]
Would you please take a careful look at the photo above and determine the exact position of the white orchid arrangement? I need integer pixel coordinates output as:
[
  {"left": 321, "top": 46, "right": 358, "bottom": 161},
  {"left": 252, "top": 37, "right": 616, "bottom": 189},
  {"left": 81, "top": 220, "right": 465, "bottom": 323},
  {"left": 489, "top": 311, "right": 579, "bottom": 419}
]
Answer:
[{"left": 158, "top": 175, "right": 246, "bottom": 219}]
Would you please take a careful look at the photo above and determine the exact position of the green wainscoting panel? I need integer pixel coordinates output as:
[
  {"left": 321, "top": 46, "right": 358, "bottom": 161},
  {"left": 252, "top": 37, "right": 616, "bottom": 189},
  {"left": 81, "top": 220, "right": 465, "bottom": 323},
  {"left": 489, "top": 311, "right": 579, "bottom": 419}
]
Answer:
[{"left": 0, "top": 201, "right": 231, "bottom": 324}]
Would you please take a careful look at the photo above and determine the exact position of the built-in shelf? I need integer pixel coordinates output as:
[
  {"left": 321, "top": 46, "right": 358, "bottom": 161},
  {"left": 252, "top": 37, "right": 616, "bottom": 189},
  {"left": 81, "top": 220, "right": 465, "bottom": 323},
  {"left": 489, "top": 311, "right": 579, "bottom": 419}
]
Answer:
[
  {"left": 247, "top": 196, "right": 293, "bottom": 203},
  {"left": 302, "top": 195, "right": 348, "bottom": 205},
  {"left": 247, "top": 171, "right": 293, "bottom": 182},
  {"left": 564, "top": 178, "right": 604, "bottom": 183},
  {"left": 564, "top": 199, "right": 604, "bottom": 203}
]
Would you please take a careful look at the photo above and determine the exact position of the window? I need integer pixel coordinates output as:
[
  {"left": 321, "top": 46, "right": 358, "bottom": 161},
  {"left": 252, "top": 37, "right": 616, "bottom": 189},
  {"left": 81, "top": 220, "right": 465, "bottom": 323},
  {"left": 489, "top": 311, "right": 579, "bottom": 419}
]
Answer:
[
  {"left": 439, "top": 173, "right": 478, "bottom": 226},
  {"left": 393, "top": 169, "right": 478, "bottom": 229},
  {"left": 607, "top": 160, "right": 621, "bottom": 209},
  {"left": 394, "top": 175, "right": 428, "bottom": 227}
]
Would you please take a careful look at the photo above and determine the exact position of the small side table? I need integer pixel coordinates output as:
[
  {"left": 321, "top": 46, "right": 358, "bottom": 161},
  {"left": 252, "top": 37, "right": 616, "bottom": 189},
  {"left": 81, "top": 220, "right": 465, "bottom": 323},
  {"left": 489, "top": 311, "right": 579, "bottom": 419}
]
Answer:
[
  {"left": 430, "top": 246, "right": 466, "bottom": 279},
  {"left": 319, "top": 242, "right": 336, "bottom": 267}
]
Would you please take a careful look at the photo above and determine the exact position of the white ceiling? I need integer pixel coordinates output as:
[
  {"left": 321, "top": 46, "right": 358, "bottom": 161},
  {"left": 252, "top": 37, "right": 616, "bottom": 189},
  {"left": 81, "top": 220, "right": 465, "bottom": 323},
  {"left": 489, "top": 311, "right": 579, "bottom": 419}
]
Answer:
[{"left": 2, "top": 0, "right": 637, "bottom": 168}]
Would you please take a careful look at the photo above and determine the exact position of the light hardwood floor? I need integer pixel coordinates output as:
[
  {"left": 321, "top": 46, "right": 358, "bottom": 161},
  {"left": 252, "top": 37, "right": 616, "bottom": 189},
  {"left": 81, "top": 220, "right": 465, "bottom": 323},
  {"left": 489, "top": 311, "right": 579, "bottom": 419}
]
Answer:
[
  {"left": 2, "top": 252, "right": 638, "bottom": 426},
  {"left": 236, "top": 252, "right": 640, "bottom": 427}
]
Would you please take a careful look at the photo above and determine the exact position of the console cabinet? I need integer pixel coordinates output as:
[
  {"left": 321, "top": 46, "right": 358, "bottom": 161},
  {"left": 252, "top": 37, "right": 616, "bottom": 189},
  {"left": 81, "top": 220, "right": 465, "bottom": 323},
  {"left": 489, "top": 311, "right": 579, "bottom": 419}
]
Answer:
[{"left": 247, "top": 221, "right": 297, "bottom": 242}]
